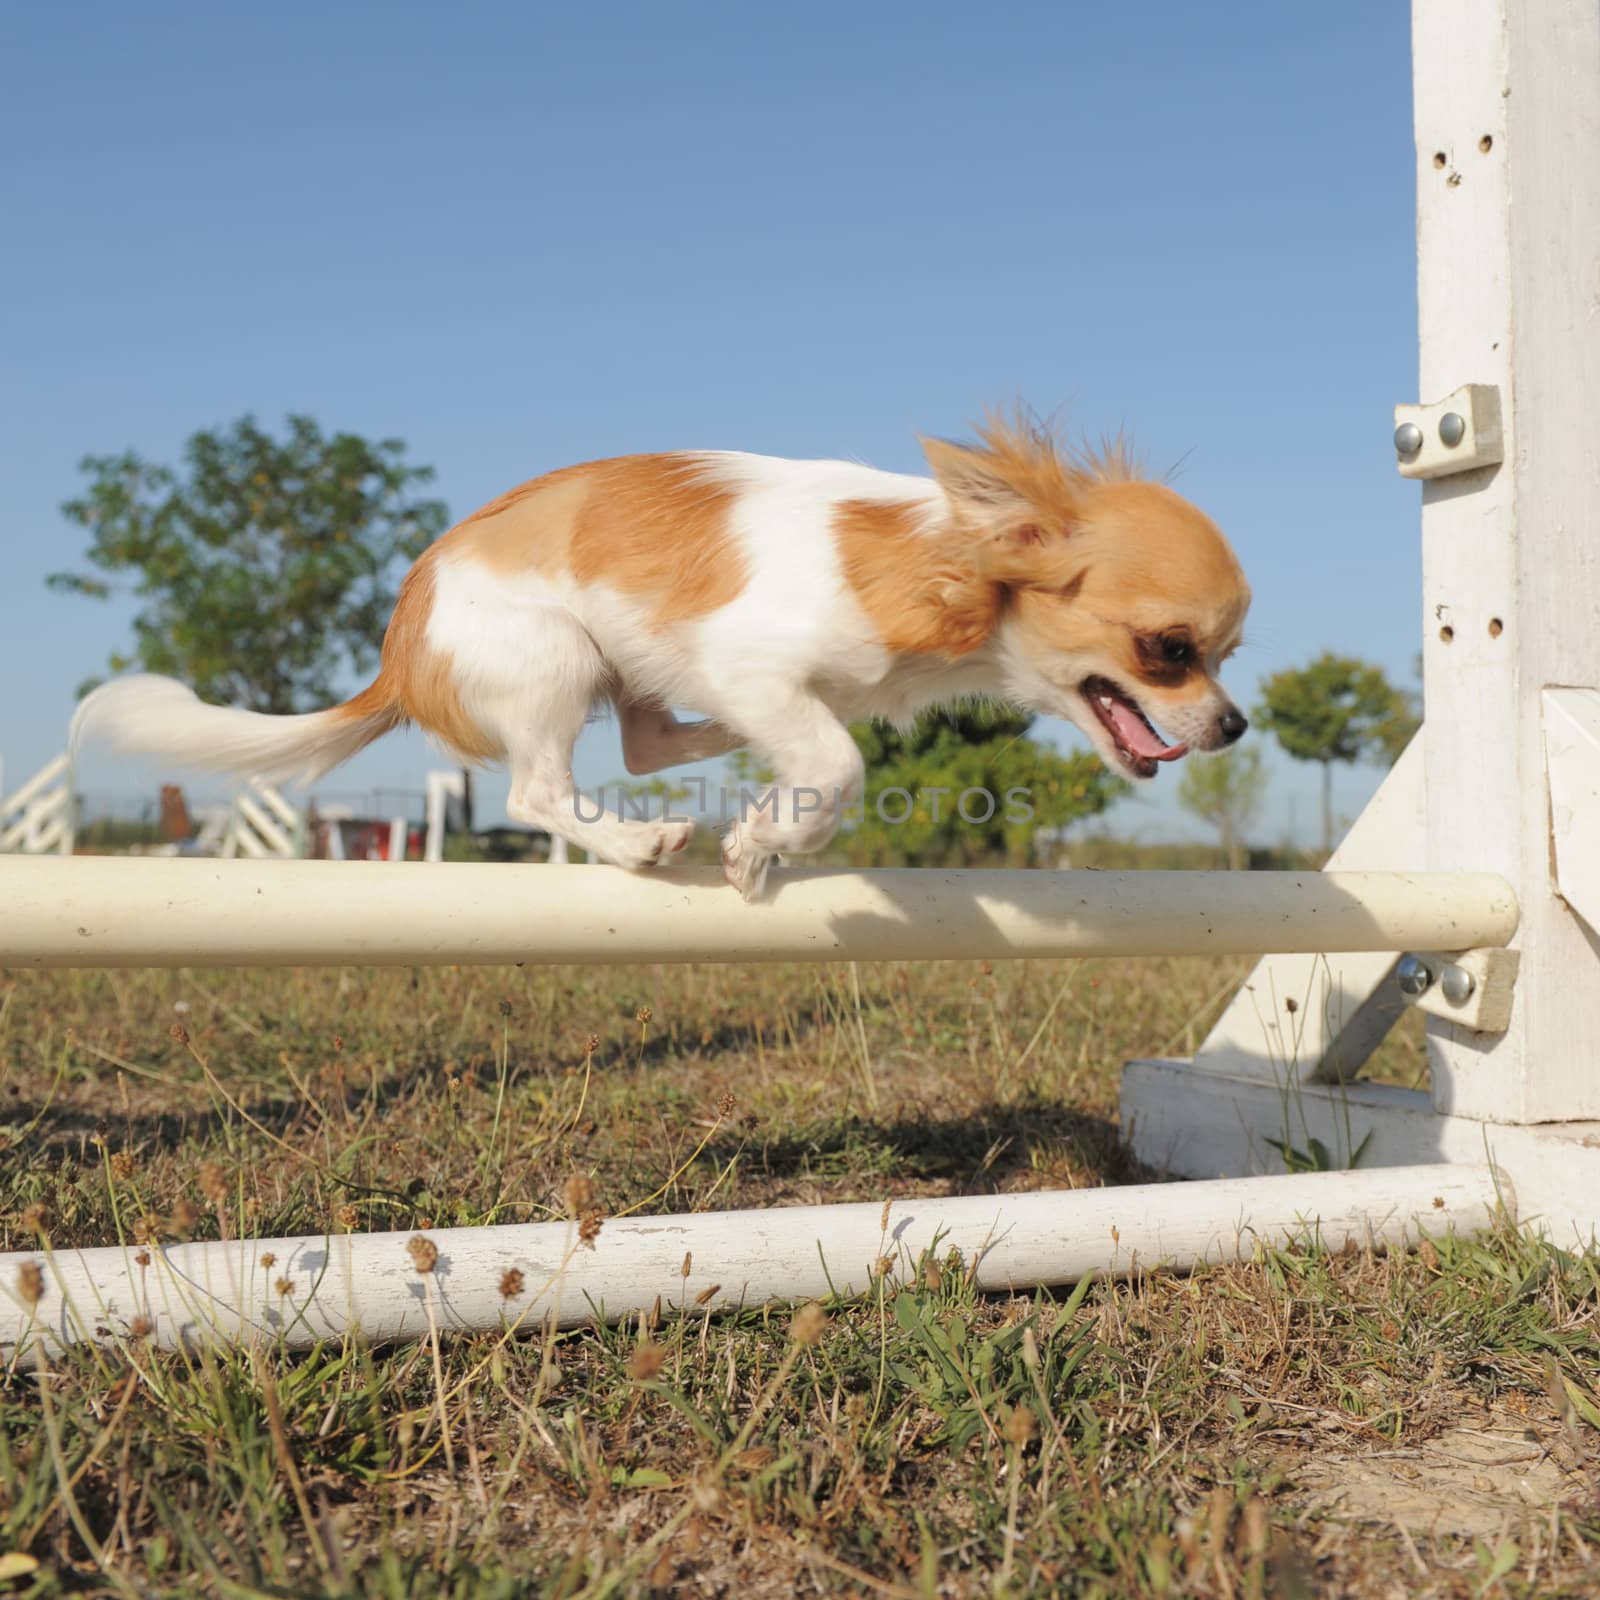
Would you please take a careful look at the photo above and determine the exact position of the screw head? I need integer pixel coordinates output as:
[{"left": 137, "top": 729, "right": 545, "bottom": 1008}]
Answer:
[
  {"left": 1396, "top": 955, "right": 1435, "bottom": 997},
  {"left": 1438, "top": 411, "right": 1466, "bottom": 447},
  {"left": 1394, "top": 422, "right": 1424, "bottom": 456},
  {"left": 1440, "top": 964, "right": 1476, "bottom": 1006}
]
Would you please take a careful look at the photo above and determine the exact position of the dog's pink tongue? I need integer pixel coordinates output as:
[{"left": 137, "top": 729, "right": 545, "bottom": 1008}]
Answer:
[{"left": 1107, "top": 698, "right": 1186, "bottom": 761}]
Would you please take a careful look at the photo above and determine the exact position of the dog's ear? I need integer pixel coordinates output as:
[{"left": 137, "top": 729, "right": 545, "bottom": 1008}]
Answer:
[
  {"left": 972, "top": 521, "right": 1081, "bottom": 589},
  {"left": 920, "top": 437, "right": 1035, "bottom": 526},
  {"left": 923, "top": 416, "right": 1104, "bottom": 605},
  {"left": 922, "top": 431, "right": 1087, "bottom": 591}
]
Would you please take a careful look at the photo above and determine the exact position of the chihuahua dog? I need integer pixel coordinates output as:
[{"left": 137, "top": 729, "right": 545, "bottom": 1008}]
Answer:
[{"left": 72, "top": 413, "right": 1250, "bottom": 896}]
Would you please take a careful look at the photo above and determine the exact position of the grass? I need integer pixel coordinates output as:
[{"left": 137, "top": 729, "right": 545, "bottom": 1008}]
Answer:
[{"left": 1, "top": 954, "right": 1596, "bottom": 1597}]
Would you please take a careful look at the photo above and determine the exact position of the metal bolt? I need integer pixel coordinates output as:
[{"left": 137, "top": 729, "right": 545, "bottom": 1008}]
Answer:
[
  {"left": 1438, "top": 411, "right": 1466, "bottom": 447},
  {"left": 1440, "top": 964, "right": 1476, "bottom": 1006},
  {"left": 1396, "top": 955, "right": 1435, "bottom": 997},
  {"left": 1394, "top": 422, "right": 1424, "bottom": 456}
]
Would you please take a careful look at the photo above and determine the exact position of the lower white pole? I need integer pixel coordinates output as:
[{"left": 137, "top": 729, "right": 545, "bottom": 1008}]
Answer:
[
  {"left": 0, "top": 857, "right": 1517, "bottom": 970},
  {"left": 3, "top": 1165, "right": 1504, "bottom": 1366}
]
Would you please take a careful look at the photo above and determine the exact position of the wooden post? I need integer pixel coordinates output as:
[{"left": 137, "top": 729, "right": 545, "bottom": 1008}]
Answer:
[
  {"left": 1188, "top": 737, "right": 1426, "bottom": 1085},
  {"left": 1119, "top": 1, "right": 1600, "bottom": 1209},
  {"left": 1413, "top": 0, "right": 1600, "bottom": 1122},
  {"left": 424, "top": 769, "right": 464, "bottom": 864}
]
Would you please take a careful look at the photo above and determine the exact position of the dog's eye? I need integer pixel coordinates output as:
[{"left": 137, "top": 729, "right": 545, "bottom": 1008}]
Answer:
[{"left": 1160, "top": 635, "right": 1195, "bottom": 665}]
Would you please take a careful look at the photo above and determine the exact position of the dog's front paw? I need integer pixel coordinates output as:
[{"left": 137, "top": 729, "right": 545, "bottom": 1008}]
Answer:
[
  {"left": 651, "top": 819, "right": 694, "bottom": 863},
  {"left": 720, "top": 824, "right": 772, "bottom": 900},
  {"left": 614, "top": 818, "right": 694, "bottom": 871}
]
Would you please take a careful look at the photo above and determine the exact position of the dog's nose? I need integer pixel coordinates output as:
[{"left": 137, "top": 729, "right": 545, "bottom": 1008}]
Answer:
[{"left": 1217, "top": 707, "right": 1248, "bottom": 745}]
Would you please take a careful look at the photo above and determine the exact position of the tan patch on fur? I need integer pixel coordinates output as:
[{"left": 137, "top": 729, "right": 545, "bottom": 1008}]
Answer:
[
  {"left": 834, "top": 499, "right": 997, "bottom": 657},
  {"left": 337, "top": 548, "right": 502, "bottom": 763},
  {"left": 915, "top": 411, "right": 1250, "bottom": 729},
  {"left": 919, "top": 409, "right": 1140, "bottom": 544},
  {"left": 1007, "top": 478, "right": 1250, "bottom": 724},
  {"left": 450, "top": 465, "right": 594, "bottom": 577},
  {"left": 447, "top": 453, "right": 747, "bottom": 621},
  {"left": 921, "top": 409, "right": 1160, "bottom": 596},
  {"left": 1074, "top": 482, "right": 1250, "bottom": 651},
  {"left": 333, "top": 453, "right": 744, "bottom": 761},
  {"left": 568, "top": 455, "right": 746, "bottom": 624}
]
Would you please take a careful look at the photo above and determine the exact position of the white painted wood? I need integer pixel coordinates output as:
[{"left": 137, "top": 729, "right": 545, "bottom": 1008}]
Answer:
[
  {"left": 0, "top": 754, "right": 75, "bottom": 857},
  {"left": 234, "top": 792, "right": 295, "bottom": 858},
  {"left": 226, "top": 822, "right": 264, "bottom": 860},
  {"left": 546, "top": 832, "right": 569, "bottom": 864},
  {"left": 1403, "top": 947, "right": 1520, "bottom": 1033},
  {"left": 0, "top": 755, "right": 69, "bottom": 818},
  {"left": 1393, "top": 383, "right": 1504, "bottom": 479},
  {"left": 424, "top": 769, "right": 465, "bottom": 863},
  {"left": 1, "top": 1165, "right": 1502, "bottom": 1365},
  {"left": 0, "top": 858, "right": 1518, "bottom": 971},
  {"left": 1545, "top": 687, "right": 1600, "bottom": 935},
  {"left": 256, "top": 782, "right": 301, "bottom": 833},
  {"left": 387, "top": 816, "right": 407, "bottom": 862},
  {"left": 1192, "top": 737, "right": 1425, "bottom": 1083},
  {"left": 1413, "top": 0, "right": 1600, "bottom": 1122},
  {"left": 1121, "top": 1059, "right": 1600, "bottom": 1242},
  {"left": 219, "top": 783, "right": 301, "bottom": 860},
  {"left": 26, "top": 815, "right": 68, "bottom": 855}
]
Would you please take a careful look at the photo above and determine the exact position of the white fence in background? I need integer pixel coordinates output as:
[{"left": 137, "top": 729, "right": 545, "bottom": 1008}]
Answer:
[
  {"left": 423, "top": 769, "right": 463, "bottom": 863},
  {"left": 0, "top": 753, "right": 76, "bottom": 856},
  {"left": 208, "top": 779, "right": 304, "bottom": 859}
]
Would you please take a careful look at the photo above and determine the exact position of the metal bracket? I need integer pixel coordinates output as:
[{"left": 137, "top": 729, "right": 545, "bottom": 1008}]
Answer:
[
  {"left": 1394, "top": 947, "right": 1520, "bottom": 1033},
  {"left": 1393, "top": 383, "right": 1504, "bottom": 479}
]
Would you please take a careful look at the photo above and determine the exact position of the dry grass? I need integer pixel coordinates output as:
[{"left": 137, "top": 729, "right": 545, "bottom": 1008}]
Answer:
[{"left": 1, "top": 954, "right": 1595, "bottom": 1597}]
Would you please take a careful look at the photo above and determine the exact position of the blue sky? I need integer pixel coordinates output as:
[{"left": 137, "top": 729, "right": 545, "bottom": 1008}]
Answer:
[{"left": 1, "top": 1, "right": 1421, "bottom": 846}]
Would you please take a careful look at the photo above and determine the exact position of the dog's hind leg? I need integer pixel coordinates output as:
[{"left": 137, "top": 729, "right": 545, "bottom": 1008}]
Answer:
[
  {"left": 485, "top": 622, "right": 694, "bottom": 869},
  {"left": 618, "top": 699, "right": 745, "bottom": 775}
]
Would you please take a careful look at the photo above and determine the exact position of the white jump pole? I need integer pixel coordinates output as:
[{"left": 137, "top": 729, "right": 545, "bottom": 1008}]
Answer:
[
  {"left": 2, "top": 1164, "right": 1504, "bottom": 1367},
  {"left": 0, "top": 856, "right": 1516, "bottom": 970}
]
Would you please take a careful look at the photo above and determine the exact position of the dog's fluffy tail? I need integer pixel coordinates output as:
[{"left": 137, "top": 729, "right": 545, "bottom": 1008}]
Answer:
[{"left": 69, "top": 675, "right": 401, "bottom": 786}]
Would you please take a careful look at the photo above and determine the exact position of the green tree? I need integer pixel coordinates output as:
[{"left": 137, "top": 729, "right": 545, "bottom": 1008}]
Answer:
[
  {"left": 726, "top": 703, "right": 1122, "bottom": 865},
  {"left": 841, "top": 703, "right": 1124, "bottom": 867},
  {"left": 1255, "top": 653, "right": 1419, "bottom": 855},
  {"left": 1177, "top": 744, "right": 1268, "bottom": 870},
  {"left": 51, "top": 414, "right": 449, "bottom": 712}
]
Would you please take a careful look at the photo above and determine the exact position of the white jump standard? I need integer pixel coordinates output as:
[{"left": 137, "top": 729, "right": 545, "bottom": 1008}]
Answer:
[{"left": 1122, "top": 0, "right": 1600, "bottom": 1239}]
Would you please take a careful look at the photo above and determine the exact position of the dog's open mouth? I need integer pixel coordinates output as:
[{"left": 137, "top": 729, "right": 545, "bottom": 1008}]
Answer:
[{"left": 1081, "top": 676, "right": 1188, "bottom": 779}]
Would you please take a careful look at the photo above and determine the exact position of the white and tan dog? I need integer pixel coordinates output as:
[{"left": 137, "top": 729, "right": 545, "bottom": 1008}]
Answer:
[{"left": 72, "top": 414, "right": 1251, "bottom": 895}]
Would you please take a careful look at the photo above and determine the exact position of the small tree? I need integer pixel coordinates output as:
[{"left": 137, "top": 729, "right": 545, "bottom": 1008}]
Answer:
[
  {"left": 850, "top": 704, "right": 1124, "bottom": 867},
  {"left": 726, "top": 707, "right": 1126, "bottom": 870},
  {"left": 724, "top": 703, "right": 1124, "bottom": 866},
  {"left": 1255, "top": 653, "right": 1419, "bottom": 855},
  {"left": 1177, "top": 745, "right": 1268, "bottom": 869},
  {"left": 51, "top": 414, "right": 449, "bottom": 712}
]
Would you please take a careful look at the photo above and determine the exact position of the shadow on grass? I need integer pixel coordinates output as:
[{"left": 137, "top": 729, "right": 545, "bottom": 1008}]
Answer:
[
  {"left": 22, "top": 1070, "right": 1145, "bottom": 1207},
  {"left": 705, "top": 1097, "right": 1142, "bottom": 1196}
]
